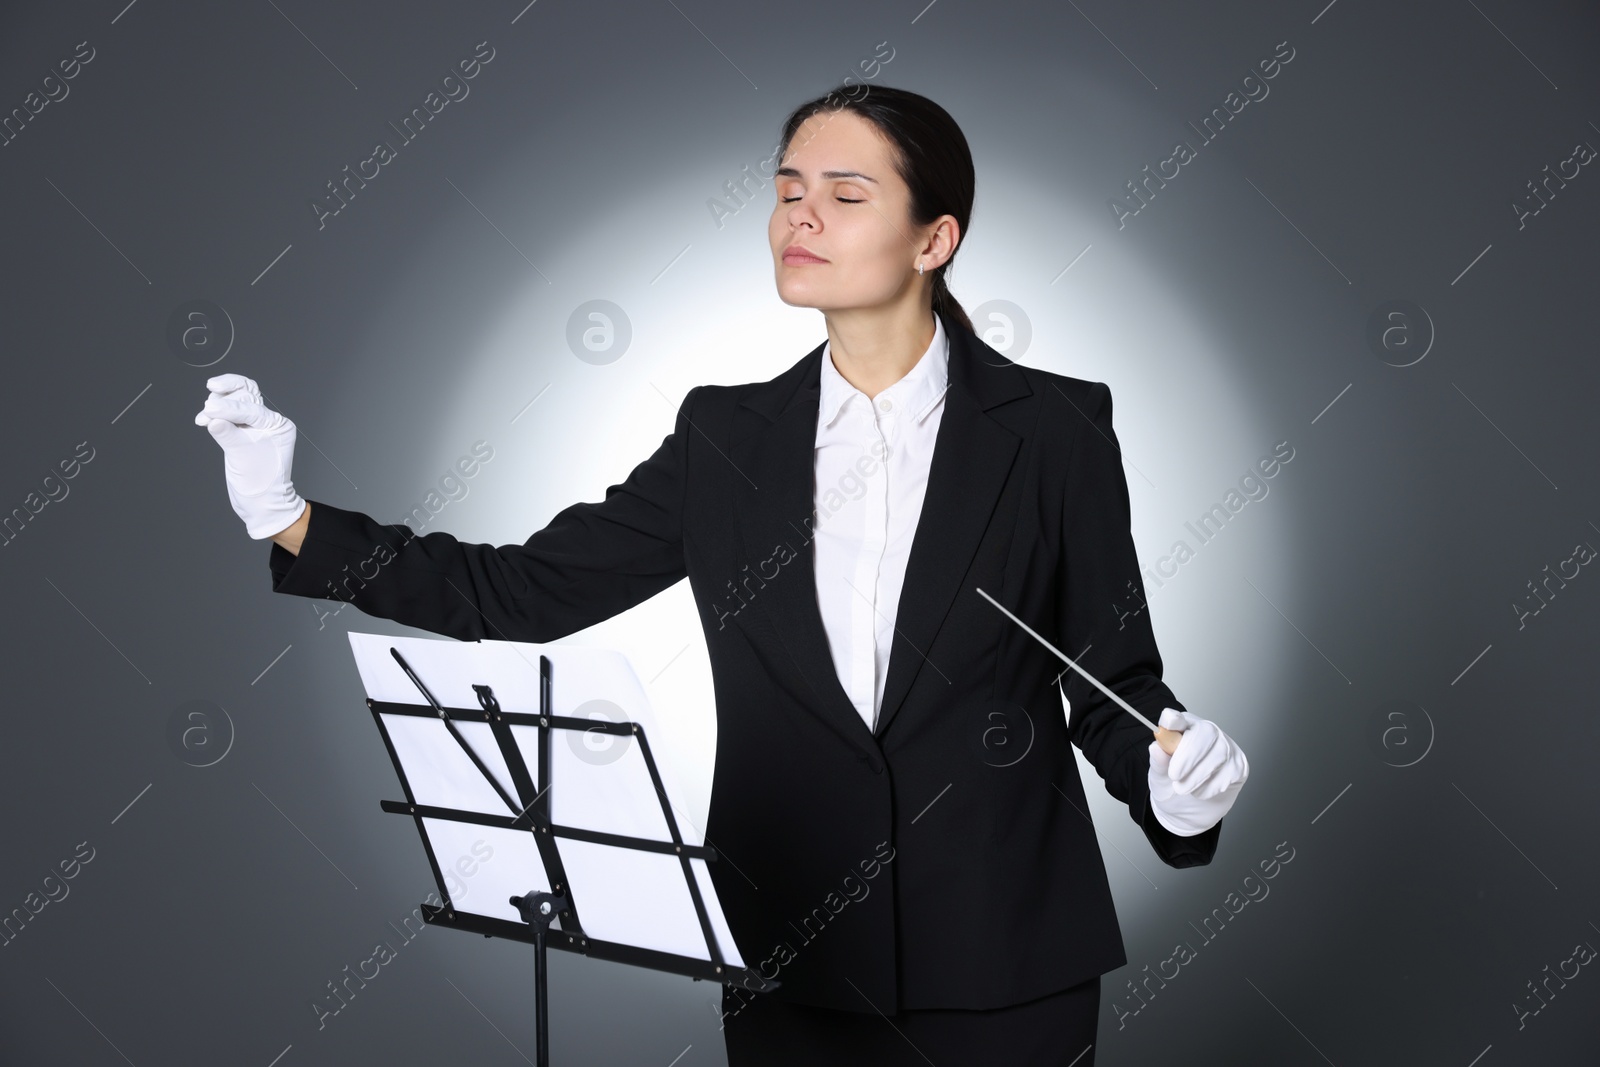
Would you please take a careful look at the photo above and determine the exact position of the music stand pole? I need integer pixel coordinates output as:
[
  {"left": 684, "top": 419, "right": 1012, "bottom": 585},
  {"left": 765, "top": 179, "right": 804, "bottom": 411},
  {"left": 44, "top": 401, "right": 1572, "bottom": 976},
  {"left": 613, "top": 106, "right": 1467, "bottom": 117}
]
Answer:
[{"left": 510, "top": 889, "right": 569, "bottom": 1067}]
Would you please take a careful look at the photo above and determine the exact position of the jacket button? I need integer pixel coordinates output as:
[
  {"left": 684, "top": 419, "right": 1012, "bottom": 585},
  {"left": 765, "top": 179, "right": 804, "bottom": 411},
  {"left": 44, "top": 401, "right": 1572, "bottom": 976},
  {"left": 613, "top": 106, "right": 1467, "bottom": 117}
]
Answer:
[{"left": 869, "top": 760, "right": 884, "bottom": 775}]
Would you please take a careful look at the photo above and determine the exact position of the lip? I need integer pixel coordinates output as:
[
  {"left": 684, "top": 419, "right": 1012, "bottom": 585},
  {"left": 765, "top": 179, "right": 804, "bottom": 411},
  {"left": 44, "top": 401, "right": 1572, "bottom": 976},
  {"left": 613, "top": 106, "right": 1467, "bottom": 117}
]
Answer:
[{"left": 782, "top": 244, "right": 829, "bottom": 264}]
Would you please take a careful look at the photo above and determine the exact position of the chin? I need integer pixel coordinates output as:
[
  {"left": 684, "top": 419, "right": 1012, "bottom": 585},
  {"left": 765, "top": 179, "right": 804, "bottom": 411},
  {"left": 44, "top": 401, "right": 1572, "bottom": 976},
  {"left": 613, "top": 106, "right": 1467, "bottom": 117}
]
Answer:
[
  {"left": 777, "top": 297, "right": 820, "bottom": 310},
  {"left": 774, "top": 280, "right": 828, "bottom": 310}
]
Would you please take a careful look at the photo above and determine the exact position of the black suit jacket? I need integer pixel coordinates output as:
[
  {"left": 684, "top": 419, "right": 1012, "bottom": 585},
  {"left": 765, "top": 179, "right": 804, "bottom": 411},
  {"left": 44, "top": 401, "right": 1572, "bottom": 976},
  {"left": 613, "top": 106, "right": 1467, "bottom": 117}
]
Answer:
[{"left": 267, "top": 308, "right": 1221, "bottom": 1012}]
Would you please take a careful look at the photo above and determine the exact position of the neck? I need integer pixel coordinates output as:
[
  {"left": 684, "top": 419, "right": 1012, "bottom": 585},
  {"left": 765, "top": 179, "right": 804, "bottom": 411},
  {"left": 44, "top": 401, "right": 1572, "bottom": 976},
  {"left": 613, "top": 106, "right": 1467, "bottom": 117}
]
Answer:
[{"left": 823, "top": 302, "right": 938, "bottom": 400}]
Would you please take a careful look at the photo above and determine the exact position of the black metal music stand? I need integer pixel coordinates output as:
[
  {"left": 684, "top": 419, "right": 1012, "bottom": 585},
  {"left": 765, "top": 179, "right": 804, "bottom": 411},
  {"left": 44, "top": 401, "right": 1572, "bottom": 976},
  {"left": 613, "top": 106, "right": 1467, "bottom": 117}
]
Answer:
[{"left": 360, "top": 642, "right": 774, "bottom": 1066}]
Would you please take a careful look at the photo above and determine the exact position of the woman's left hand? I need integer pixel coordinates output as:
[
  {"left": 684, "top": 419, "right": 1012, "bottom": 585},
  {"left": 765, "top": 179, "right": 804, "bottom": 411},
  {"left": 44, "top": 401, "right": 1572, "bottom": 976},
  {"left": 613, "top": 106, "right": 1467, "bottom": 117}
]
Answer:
[{"left": 1147, "top": 708, "right": 1248, "bottom": 835}]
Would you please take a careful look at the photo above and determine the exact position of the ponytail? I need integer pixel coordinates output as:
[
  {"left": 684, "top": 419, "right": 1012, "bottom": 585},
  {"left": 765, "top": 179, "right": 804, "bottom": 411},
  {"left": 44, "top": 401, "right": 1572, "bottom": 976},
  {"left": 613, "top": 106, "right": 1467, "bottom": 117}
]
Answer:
[{"left": 930, "top": 271, "right": 972, "bottom": 335}]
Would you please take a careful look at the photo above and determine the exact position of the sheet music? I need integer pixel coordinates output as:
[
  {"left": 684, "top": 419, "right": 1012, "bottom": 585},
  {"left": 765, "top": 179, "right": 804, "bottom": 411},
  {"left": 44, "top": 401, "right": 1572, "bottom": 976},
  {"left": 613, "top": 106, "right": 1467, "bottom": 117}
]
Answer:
[{"left": 346, "top": 631, "right": 745, "bottom": 968}]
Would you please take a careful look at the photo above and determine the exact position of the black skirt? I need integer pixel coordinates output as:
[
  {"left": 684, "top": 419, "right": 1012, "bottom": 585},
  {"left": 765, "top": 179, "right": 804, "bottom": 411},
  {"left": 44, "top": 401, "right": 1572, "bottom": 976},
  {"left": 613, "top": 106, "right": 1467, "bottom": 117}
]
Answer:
[{"left": 721, "top": 975, "right": 1101, "bottom": 1067}]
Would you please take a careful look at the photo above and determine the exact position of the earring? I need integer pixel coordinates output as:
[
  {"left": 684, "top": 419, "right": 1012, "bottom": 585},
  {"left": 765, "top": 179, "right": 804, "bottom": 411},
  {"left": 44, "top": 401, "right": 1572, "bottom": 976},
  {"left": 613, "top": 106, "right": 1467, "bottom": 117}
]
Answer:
[{"left": 918, "top": 260, "right": 925, "bottom": 276}]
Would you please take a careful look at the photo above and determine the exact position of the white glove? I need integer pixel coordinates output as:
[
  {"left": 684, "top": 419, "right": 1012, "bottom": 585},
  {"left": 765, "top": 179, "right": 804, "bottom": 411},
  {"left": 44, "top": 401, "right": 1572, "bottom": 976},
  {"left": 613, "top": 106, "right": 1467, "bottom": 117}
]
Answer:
[
  {"left": 194, "top": 374, "right": 307, "bottom": 539},
  {"left": 1147, "top": 708, "right": 1248, "bottom": 836}
]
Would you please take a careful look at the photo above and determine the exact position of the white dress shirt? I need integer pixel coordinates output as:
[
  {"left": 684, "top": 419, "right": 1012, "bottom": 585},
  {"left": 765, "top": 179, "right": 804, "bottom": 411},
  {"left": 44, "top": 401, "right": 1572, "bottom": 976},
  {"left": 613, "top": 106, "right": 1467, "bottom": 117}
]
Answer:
[{"left": 812, "top": 312, "right": 950, "bottom": 733}]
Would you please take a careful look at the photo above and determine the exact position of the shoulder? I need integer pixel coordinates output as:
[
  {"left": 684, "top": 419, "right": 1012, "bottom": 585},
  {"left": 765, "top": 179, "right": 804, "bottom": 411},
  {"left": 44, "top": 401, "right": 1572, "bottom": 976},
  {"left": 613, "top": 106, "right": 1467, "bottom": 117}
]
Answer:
[
  {"left": 1000, "top": 362, "right": 1115, "bottom": 442},
  {"left": 679, "top": 381, "right": 740, "bottom": 426},
  {"left": 685, "top": 339, "right": 823, "bottom": 426}
]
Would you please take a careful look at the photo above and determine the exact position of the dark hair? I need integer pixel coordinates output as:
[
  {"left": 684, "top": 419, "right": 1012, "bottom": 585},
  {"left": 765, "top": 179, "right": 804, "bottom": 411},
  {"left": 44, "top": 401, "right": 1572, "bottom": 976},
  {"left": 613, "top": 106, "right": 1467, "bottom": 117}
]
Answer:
[{"left": 774, "top": 84, "right": 975, "bottom": 334}]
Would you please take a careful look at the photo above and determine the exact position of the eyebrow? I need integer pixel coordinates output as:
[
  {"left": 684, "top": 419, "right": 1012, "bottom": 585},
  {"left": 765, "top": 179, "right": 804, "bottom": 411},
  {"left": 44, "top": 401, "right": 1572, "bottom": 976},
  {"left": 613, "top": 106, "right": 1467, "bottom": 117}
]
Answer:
[{"left": 775, "top": 167, "right": 878, "bottom": 184}]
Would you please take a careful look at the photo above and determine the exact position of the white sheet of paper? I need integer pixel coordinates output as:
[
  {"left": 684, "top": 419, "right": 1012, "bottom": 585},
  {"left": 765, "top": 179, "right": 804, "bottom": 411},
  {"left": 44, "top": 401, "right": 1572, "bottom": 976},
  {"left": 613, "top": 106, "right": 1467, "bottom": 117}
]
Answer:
[
  {"left": 556, "top": 839, "right": 742, "bottom": 964},
  {"left": 347, "top": 632, "right": 743, "bottom": 968},
  {"left": 420, "top": 819, "right": 551, "bottom": 926},
  {"left": 381, "top": 715, "right": 517, "bottom": 815}
]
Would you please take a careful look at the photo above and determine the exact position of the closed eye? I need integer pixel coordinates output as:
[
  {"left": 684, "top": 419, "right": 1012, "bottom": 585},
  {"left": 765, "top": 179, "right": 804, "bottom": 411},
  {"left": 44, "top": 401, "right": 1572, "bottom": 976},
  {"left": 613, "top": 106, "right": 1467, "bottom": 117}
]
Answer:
[{"left": 781, "top": 196, "right": 863, "bottom": 204}]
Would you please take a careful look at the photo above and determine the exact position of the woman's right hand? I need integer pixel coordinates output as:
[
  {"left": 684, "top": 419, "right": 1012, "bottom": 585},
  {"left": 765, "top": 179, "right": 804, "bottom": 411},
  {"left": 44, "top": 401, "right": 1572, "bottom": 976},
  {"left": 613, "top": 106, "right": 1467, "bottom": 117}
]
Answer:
[{"left": 195, "top": 373, "right": 308, "bottom": 540}]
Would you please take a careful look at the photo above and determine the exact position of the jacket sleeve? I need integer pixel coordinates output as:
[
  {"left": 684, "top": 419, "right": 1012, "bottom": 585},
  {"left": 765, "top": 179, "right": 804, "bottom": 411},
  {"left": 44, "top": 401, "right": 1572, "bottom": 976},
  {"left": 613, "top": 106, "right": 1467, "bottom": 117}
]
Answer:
[
  {"left": 1057, "top": 381, "right": 1221, "bottom": 868},
  {"left": 267, "top": 385, "right": 699, "bottom": 643}
]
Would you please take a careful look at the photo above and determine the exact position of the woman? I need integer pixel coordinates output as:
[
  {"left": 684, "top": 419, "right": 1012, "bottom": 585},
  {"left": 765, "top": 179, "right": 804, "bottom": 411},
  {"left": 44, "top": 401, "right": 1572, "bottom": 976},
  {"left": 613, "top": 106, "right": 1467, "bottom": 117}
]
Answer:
[{"left": 198, "top": 85, "right": 1248, "bottom": 1066}]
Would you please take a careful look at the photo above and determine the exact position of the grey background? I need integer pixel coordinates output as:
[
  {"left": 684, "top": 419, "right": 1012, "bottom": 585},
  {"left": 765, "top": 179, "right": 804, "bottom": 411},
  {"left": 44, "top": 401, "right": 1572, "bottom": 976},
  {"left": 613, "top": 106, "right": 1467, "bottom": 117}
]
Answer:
[{"left": 2, "top": 0, "right": 1598, "bottom": 1063}]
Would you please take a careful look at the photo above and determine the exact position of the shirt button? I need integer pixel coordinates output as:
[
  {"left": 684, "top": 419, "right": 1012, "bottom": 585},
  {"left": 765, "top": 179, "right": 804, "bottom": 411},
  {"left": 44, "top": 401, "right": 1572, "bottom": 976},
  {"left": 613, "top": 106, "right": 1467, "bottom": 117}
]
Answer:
[{"left": 878, "top": 398, "right": 892, "bottom": 411}]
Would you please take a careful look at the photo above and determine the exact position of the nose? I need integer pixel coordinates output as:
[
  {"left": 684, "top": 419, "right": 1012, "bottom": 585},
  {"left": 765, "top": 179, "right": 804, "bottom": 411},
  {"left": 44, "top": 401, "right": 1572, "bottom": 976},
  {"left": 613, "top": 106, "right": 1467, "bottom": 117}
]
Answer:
[{"left": 785, "top": 194, "right": 821, "bottom": 229}]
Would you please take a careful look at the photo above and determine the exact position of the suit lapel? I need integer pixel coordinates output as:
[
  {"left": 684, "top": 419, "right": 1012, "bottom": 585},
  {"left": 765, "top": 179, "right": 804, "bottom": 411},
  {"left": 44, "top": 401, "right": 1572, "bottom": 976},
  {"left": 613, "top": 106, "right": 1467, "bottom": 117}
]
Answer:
[
  {"left": 731, "top": 310, "right": 1033, "bottom": 753},
  {"left": 872, "top": 317, "right": 1030, "bottom": 738},
  {"left": 731, "top": 341, "right": 872, "bottom": 756}
]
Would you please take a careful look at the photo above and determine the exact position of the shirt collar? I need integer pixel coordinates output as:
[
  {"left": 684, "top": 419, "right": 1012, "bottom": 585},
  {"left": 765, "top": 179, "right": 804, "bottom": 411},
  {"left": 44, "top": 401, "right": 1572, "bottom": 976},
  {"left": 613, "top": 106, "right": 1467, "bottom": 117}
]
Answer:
[{"left": 818, "top": 312, "right": 949, "bottom": 430}]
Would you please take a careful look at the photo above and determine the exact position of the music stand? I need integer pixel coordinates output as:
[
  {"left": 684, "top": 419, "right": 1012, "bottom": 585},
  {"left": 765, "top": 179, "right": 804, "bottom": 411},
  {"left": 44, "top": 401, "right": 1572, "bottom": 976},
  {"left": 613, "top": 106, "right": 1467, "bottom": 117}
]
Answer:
[{"left": 345, "top": 632, "right": 774, "bottom": 1066}]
